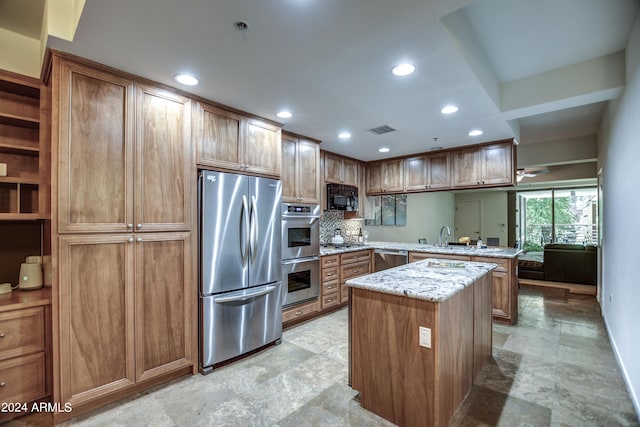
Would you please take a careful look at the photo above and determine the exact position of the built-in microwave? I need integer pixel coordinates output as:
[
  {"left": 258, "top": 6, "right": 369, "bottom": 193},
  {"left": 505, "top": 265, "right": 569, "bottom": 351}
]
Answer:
[{"left": 327, "top": 184, "right": 359, "bottom": 211}]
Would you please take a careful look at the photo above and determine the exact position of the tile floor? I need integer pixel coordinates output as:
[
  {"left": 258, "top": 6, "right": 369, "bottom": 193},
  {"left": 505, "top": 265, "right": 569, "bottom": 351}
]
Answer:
[{"left": 9, "top": 285, "right": 640, "bottom": 426}]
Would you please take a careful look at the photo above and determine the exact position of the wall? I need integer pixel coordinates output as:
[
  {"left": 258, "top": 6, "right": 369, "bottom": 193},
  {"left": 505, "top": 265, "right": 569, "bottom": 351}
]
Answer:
[
  {"left": 363, "top": 192, "right": 454, "bottom": 244},
  {"left": 598, "top": 12, "right": 640, "bottom": 417},
  {"left": 454, "top": 191, "right": 508, "bottom": 245}
]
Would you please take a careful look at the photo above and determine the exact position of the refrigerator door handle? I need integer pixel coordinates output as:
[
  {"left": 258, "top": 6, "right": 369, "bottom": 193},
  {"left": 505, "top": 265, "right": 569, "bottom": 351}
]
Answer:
[
  {"left": 241, "top": 195, "right": 250, "bottom": 266},
  {"left": 250, "top": 195, "right": 258, "bottom": 263},
  {"left": 213, "top": 285, "right": 276, "bottom": 303}
]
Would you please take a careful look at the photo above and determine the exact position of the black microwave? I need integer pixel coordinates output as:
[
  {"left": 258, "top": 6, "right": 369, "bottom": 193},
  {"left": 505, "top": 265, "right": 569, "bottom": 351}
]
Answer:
[{"left": 327, "top": 184, "right": 359, "bottom": 211}]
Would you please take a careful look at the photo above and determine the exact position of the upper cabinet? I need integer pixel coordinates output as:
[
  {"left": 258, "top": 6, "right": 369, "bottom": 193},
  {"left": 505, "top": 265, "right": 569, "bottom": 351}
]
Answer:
[
  {"left": 366, "top": 158, "right": 404, "bottom": 194},
  {"left": 404, "top": 152, "right": 451, "bottom": 192},
  {"left": 0, "top": 70, "right": 47, "bottom": 219},
  {"left": 452, "top": 141, "right": 514, "bottom": 188},
  {"left": 196, "top": 101, "right": 281, "bottom": 178},
  {"left": 54, "top": 57, "right": 192, "bottom": 233},
  {"left": 324, "top": 152, "right": 358, "bottom": 187},
  {"left": 282, "top": 132, "right": 321, "bottom": 204}
]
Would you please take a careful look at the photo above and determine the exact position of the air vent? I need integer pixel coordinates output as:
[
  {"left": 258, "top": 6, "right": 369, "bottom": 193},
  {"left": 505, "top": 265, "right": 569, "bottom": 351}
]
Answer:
[{"left": 367, "top": 125, "right": 396, "bottom": 135}]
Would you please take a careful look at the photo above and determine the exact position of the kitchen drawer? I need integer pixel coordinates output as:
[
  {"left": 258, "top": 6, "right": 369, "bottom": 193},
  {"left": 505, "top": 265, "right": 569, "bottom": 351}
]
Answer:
[
  {"left": 473, "top": 256, "right": 510, "bottom": 272},
  {"left": 0, "top": 307, "right": 45, "bottom": 361},
  {"left": 341, "top": 250, "right": 371, "bottom": 265},
  {"left": 282, "top": 300, "right": 320, "bottom": 323},
  {"left": 341, "top": 260, "right": 371, "bottom": 280},
  {"left": 322, "top": 255, "right": 340, "bottom": 268},
  {"left": 321, "top": 293, "right": 340, "bottom": 310},
  {"left": 322, "top": 266, "right": 340, "bottom": 282},
  {"left": 0, "top": 352, "right": 46, "bottom": 404},
  {"left": 322, "top": 279, "right": 340, "bottom": 296}
]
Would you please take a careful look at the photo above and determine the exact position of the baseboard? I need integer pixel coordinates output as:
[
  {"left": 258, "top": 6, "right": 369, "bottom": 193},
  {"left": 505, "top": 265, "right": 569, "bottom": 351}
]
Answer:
[
  {"left": 518, "top": 278, "right": 597, "bottom": 295},
  {"left": 603, "top": 315, "right": 640, "bottom": 422}
]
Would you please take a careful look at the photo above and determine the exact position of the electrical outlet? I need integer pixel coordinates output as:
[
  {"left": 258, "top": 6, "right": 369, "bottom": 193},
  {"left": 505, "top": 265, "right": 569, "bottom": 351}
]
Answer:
[{"left": 419, "top": 326, "right": 431, "bottom": 348}]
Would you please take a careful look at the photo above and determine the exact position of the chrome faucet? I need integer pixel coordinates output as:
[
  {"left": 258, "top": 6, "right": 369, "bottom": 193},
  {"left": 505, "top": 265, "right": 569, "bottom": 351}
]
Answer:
[{"left": 439, "top": 225, "right": 451, "bottom": 247}]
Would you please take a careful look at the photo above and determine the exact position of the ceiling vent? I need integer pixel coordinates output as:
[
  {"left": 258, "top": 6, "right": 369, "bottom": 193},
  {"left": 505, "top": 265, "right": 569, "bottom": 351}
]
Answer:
[{"left": 367, "top": 125, "right": 396, "bottom": 135}]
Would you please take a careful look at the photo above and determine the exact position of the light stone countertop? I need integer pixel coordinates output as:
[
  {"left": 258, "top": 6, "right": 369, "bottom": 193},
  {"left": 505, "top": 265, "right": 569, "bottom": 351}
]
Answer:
[
  {"left": 320, "top": 241, "right": 523, "bottom": 258},
  {"left": 345, "top": 258, "right": 496, "bottom": 303}
]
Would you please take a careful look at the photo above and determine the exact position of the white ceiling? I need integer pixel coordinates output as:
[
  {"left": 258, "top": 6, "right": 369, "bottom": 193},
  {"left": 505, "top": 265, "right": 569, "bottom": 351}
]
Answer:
[{"left": 7, "top": 0, "right": 640, "bottom": 165}]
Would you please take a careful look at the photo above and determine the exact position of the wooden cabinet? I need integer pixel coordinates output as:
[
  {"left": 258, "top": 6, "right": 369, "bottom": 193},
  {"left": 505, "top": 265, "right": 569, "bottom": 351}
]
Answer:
[
  {"left": 321, "top": 255, "right": 341, "bottom": 310},
  {"left": 409, "top": 251, "right": 519, "bottom": 324},
  {"left": 282, "top": 132, "right": 321, "bottom": 204},
  {"left": 58, "top": 232, "right": 193, "bottom": 406},
  {"left": 340, "top": 250, "right": 372, "bottom": 303},
  {"left": 324, "top": 151, "right": 358, "bottom": 186},
  {"left": 56, "top": 59, "right": 192, "bottom": 233},
  {"left": 0, "top": 289, "right": 50, "bottom": 421},
  {"left": 196, "top": 101, "right": 281, "bottom": 178},
  {"left": 366, "top": 159, "right": 404, "bottom": 194},
  {"left": 453, "top": 141, "right": 514, "bottom": 188},
  {"left": 404, "top": 152, "right": 451, "bottom": 191},
  {"left": 0, "top": 70, "right": 47, "bottom": 219},
  {"left": 282, "top": 300, "right": 320, "bottom": 324},
  {"left": 472, "top": 256, "right": 517, "bottom": 324}
]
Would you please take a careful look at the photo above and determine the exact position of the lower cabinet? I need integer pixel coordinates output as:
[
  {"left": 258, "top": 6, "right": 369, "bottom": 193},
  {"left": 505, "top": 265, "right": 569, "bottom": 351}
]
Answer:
[
  {"left": 0, "top": 291, "right": 50, "bottom": 422},
  {"left": 56, "top": 232, "right": 194, "bottom": 413},
  {"left": 340, "top": 251, "right": 372, "bottom": 303},
  {"left": 282, "top": 300, "right": 320, "bottom": 324},
  {"left": 321, "top": 255, "right": 341, "bottom": 310},
  {"left": 408, "top": 252, "right": 518, "bottom": 324}
]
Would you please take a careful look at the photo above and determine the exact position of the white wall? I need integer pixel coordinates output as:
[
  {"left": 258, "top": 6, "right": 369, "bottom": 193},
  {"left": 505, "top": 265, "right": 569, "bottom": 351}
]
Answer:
[
  {"left": 364, "top": 192, "right": 454, "bottom": 244},
  {"left": 599, "top": 13, "right": 640, "bottom": 416},
  {"left": 454, "top": 191, "right": 508, "bottom": 245}
]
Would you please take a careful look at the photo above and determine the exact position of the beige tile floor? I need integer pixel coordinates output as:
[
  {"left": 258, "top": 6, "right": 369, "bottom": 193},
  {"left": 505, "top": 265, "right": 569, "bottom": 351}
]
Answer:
[{"left": 9, "top": 285, "right": 640, "bottom": 426}]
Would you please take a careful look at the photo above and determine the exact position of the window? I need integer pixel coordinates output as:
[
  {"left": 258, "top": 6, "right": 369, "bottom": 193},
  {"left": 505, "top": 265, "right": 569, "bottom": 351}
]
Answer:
[{"left": 518, "top": 187, "right": 598, "bottom": 251}]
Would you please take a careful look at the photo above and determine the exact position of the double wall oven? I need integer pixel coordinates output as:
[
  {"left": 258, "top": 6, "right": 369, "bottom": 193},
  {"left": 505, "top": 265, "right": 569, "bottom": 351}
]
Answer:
[{"left": 281, "top": 203, "right": 320, "bottom": 308}]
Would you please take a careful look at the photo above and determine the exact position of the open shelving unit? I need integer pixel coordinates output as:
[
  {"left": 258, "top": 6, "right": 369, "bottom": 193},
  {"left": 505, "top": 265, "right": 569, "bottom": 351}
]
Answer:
[{"left": 0, "top": 69, "right": 46, "bottom": 219}]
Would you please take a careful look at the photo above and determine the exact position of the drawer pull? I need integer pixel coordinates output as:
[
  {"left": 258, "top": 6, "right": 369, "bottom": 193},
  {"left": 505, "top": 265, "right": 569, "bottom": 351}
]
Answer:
[
  {"left": 0, "top": 333, "right": 5, "bottom": 338},
  {"left": 0, "top": 382, "right": 5, "bottom": 387},
  {"left": 327, "top": 272, "right": 335, "bottom": 276},
  {"left": 327, "top": 285, "right": 335, "bottom": 289},
  {"left": 295, "top": 310, "right": 303, "bottom": 316}
]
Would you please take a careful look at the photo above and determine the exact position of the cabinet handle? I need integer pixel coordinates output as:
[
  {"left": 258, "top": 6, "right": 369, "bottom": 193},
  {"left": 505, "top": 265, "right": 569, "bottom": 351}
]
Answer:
[
  {"left": 127, "top": 224, "right": 133, "bottom": 229},
  {"left": 137, "top": 224, "right": 142, "bottom": 229},
  {"left": 327, "top": 272, "right": 335, "bottom": 276},
  {"left": 295, "top": 310, "right": 303, "bottom": 316},
  {"left": 0, "top": 333, "right": 5, "bottom": 338},
  {"left": 128, "top": 238, "right": 134, "bottom": 243},
  {"left": 327, "top": 284, "right": 335, "bottom": 289},
  {"left": 137, "top": 237, "right": 143, "bottom": 242},
  {"left": 0, "top": 382, "right": 5, "bottom": 387}
]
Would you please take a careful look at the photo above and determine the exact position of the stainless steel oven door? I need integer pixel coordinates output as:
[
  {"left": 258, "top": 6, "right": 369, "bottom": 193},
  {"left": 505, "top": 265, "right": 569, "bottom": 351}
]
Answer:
[
  {"left": 282, "top": 257, "right": 320, "bottom": 307},
  {"left": 281, "top": 217, "right": 320, "bottom": 260}
]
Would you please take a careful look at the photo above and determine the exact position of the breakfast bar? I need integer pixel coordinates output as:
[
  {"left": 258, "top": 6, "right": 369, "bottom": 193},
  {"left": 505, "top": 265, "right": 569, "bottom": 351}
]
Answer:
[{"left": 347, "top": 258, "right": 496, "bottom": 427}]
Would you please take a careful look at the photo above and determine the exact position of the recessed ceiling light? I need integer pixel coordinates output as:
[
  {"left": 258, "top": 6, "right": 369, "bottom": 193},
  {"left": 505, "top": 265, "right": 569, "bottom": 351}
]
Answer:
[
  {"left": 468, "top": 129, "right": 483, "bottom": 137},
  {"left": 276, "top": 111, "right": 293, "bottom": 119},
  {"left": 379, "top": 147, "right": 390, "bottom": 153},
  {"left": 441, "top": 105, "right": 459, "bottom": 114},
  {"left": 174, "top": 74, "right": 198, "bottom": 86},
  {"left": 391, "top": 63, "right": 415, "bottom": 77},
  {"left": 338, "top": 132, "right": 351, "bottom": 139}
]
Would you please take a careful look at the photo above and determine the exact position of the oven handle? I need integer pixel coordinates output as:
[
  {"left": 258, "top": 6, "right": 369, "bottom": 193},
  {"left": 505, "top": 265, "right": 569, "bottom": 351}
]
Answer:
[
  {"left": 282, "top": 215, "right": 321, "bottom": 223},
  {"left": 213, "top": 285, "right": 277, "bottom": 303},
  {"left": 281, "top": 256, "right": 320, "bottom": 265}
]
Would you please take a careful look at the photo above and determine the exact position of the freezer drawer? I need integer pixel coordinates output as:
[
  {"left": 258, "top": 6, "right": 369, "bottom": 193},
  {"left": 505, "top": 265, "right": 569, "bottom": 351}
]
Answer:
[{"left": 200, "top": 283, "right": 283, "bottom": 370}]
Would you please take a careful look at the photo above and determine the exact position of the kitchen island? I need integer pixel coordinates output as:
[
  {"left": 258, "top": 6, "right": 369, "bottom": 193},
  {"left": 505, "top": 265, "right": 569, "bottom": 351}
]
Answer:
[{"left": 346, "top": 258, "right": 496, "bottom": 427}]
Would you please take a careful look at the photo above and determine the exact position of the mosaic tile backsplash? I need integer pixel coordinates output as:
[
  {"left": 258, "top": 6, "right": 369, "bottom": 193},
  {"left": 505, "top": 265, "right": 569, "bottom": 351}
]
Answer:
[{"left": 320, "top": 210, "right": 363, "bottom": 243}]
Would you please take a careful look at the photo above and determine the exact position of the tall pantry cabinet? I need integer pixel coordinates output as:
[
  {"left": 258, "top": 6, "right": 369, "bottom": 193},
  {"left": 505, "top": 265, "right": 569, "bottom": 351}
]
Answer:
[{"left": 49, "top": 52, "right": 195, "bottom": 419}]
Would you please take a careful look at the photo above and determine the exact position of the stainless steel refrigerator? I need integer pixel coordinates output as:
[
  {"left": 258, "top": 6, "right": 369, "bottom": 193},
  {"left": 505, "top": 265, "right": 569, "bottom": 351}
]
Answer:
[{"left": 199, "top": 170, "right": 283, "bottom": 372}]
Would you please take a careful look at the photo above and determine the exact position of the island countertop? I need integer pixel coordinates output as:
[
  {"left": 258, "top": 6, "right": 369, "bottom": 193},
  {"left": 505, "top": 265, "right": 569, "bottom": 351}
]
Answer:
[
  {"left": 320, "top": 241, "right": 522, "bottom": 258},
  {"left": 345, "top": 258, "right": 496, "bottom": 303}
]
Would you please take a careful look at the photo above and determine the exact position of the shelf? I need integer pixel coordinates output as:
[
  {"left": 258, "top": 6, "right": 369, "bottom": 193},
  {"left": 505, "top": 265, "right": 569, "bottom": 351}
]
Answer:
[
  {"left": 0, "top": 176, "right": 40, "bottom": 184},
  {"left": 0, "top": 213, "right": 41, "bottom": 221}
]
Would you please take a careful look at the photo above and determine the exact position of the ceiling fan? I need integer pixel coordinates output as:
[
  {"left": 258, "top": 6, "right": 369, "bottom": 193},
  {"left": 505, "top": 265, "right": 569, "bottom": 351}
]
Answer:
[{"left": 517, "top": 167, "right": 549, "bottom": 182}]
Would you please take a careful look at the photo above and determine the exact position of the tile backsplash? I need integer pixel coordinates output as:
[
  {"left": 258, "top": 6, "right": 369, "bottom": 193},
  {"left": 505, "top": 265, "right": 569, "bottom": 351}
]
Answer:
[{"left": 320, "top": 210, "right": 363, "bottom": 243}]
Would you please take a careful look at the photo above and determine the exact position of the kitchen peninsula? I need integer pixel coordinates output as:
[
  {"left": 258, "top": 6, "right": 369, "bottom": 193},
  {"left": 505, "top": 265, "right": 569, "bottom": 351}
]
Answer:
[{"left": 347, "top": 259, "right": 496, "bottom": 427}]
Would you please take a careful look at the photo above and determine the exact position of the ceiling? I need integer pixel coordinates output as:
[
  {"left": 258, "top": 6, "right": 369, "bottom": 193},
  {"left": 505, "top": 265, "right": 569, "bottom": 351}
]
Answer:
[{"left": 3, "top": 0, "right": 639, "bottom": 172}]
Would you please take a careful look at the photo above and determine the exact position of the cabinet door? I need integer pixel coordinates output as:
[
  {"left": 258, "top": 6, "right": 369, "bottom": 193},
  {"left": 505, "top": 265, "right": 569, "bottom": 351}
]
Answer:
[
  {"left": 490, "top": 270, "right": 510, "bottom": 319},
  {"left": 135, "top": 232, "right": 193, "bottom": 381},
  {"left": 453, "top": 148, "right": 480, "bottom": 188},
  {"left": 404, "top": 156, "right": 427, "bottom": 191},
  {"left": 296, "top": 139, "right": 320, "bottom": 204},
  {"left": 323, "top": 152, "right": 343, "bottom": 184},
  {"left": 243, "top": 119, "right": 281, "bottom": 177},
  {"left": 135, "top": 84, "right": 192, "bottom": 232},
  {"left": 196, "top": 102, "right": 242, "bottom": 170},
  {"left": 57, "top": 60, "right": 134, "bottom": 233},
  {"left": 281, "top": 134, "right": 297, "bottom": 203},
  {"left": 366, "top": 162, "right": 383, "bottom": 194},
  {"left": 382, "top": 159, "right": 404, "bottom": 192},
  {"left": 58, "top": 234, "right": 135, "bottom": 406},
  {"left": 481, "top": 143, "right": 513, "bottom": 185},
  {"left": 341, "top": 157, "right": 358, "bottom": 187},
  {"left": 426, "top": 152, "right": 451, "bottom": 189}
]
